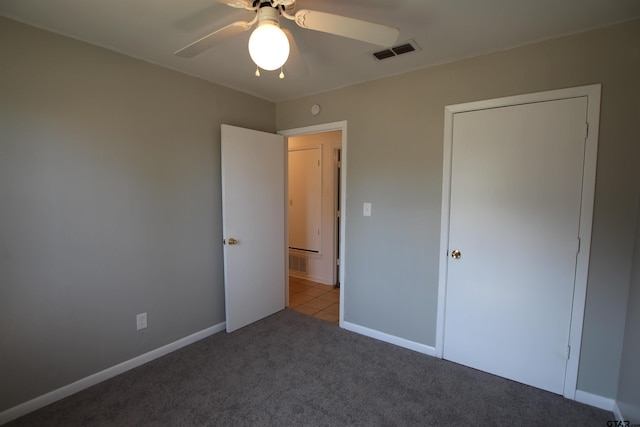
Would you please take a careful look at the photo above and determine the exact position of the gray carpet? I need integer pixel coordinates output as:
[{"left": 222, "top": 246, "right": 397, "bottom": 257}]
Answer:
[{"left": 7, "top": 309, "right": 612, "bottom": 426}]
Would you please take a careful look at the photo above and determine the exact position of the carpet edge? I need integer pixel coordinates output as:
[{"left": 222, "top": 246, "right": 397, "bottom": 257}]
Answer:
[{"left": 0, "top": 322, "right": 226, "bottom": 425}]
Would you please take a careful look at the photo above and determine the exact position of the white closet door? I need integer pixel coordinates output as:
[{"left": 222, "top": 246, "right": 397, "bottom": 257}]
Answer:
[
  {"left": 288, "top": 147, "right": 321, "bottom": 252},
  {"left": 444, "top": 97, "right": 587, "bottom": 394}
]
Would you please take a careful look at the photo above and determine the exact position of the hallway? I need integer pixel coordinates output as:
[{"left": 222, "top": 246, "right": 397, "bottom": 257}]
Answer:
[{"left": 288, "top": 276, "right": 340, "bottom": 324}]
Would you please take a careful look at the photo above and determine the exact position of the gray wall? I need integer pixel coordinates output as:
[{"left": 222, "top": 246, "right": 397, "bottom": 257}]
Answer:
[
  {"left": 277, "top": 19, "right": 640, "bottom": 398},
  {"left": 617, "top": 187, "right": 640, "bottom": 422},
  {"left": 2, "top": 14, "right": 639, "bottom": 413},
  {"left": 0, "top": 17, "right": 274, "bottom": 412}
]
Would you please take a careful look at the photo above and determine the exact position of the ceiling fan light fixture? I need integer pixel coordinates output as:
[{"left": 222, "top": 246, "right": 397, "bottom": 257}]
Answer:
[{"left": 248, "top": 21, "right": 290, "bottom": 71}]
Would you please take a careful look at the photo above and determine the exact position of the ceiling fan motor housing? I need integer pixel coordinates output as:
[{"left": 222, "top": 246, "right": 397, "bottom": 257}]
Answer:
[
  {"left": 254, "top": 1, "right": 296, "bottom": 13},
  {"left": 256, "top": 4, "right": 281, "bottom": 26}
]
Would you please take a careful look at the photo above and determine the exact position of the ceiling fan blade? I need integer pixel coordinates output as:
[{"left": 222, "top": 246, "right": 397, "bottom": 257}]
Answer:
[
  {"left": 174, "top": 21, "right": 252, "bottom": 58},
  {"left": 282, "top": 28, "right": 309, "bottom": 76},
  {"left": 215, "top": 0, "right": 254, "bottom": 9},
  {"left": 293, "top": 9, "right": 399, "bottom": 47}
]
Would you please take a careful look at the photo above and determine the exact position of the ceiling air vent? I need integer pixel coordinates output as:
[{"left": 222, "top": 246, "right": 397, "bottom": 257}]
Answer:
[
  {"left": 373, "top": 40, "right": 420, "bottom": 61},
  {"left": 373, "top": 49, "right": 396, "bottom": 60}
]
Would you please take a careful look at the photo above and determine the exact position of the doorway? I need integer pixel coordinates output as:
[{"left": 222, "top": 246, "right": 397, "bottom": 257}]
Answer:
[
  {"left": 288, "top": 276, "right": 340, "bottom": 324},
  {"left": 279, "top": 121, "right": 347, "bottom": 326},
  {"left": 436, "top": 85, "right": 601, "bottom": 398}
]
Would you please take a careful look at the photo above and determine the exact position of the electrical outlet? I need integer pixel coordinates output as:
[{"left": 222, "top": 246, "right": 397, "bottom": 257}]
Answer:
[{"left": 136, "top": 312, "right": 147, "bottom": 330}]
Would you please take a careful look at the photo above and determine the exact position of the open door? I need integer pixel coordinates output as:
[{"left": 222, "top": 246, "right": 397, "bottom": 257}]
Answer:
[{"left": 221, "top": 124, "right": 286, "bottom": 333}]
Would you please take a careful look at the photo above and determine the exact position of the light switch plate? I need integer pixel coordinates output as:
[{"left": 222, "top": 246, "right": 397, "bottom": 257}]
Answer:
[
  {"left": 363, "top": 203, "right": 372, "bottom": 217},
  {"left": 136, "top": 313, "right": 147, "bottom": 330}
]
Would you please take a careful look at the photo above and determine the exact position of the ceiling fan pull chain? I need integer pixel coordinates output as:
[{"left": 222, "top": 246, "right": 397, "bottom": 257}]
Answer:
[
  {"left": 279, "top": 68, "right": 285, "bottom": 79},
  {"left": 255, "top": 66, "right": 261, "bottom": 77}
]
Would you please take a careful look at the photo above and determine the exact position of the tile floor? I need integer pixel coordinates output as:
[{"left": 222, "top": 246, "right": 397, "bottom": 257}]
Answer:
[{"left": 288, "top": 276, "right": 340, "bottom": 325}]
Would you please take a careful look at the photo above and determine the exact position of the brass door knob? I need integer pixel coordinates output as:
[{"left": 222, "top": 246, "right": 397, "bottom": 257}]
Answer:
[
  {"left": 227, "top": 238, "right": 238, "bottom": 245},
  {"left": 451, "top": 250, "right": 461, "bottom": 259}
]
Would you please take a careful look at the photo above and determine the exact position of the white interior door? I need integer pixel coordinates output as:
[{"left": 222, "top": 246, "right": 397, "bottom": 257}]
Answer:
[
  {"left": 443, "top": 97, "right": 588, "bottom": 394},
  {"left": 221, "top": 124, "right": 285, "bottom": 333}
]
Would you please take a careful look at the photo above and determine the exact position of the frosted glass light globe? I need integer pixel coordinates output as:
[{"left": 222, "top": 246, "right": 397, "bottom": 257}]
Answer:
[{"left": 248, "top": 23, "right": 290, "bottom": 71}]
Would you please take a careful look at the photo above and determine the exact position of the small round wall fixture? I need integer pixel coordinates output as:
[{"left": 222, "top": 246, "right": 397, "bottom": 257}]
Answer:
[{"left": 311, "top": 104, "right": 321, "bottom": 115}]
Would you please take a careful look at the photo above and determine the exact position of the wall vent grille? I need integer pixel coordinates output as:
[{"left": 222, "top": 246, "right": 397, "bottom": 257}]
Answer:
[
  {"left": 373, "top": 40, "right": 420, "bottom": 61},
  {"left": 289, "top": 253, "right": 308, "bottom": 274}
]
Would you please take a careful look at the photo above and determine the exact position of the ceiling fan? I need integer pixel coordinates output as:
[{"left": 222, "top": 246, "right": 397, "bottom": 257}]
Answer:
[{"left": 174, "top": 0, "right": 400, "bottom": 77}]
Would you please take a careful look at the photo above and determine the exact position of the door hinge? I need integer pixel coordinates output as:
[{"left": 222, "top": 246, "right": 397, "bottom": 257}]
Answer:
[
  {"left": 576, "top": 237, "right": 581, "bottom": 254},
  {"left": 565, "top": 345, "right": 571, "bottom": 360},
  {"left": 584, "top": 122, "right": 589, "bottom": 139},
  {"left": 318, "top": 160, "right": 320, "bottom": 166},
  {"left": 337, "top": 210, "right": 341, "bottom": 218},
  {"left": 336, "top": 258, "right": 340, "bottom": 266}
]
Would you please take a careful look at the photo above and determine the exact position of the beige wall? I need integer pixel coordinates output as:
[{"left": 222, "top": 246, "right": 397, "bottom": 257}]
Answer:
[
  {"left": 288, "top": 131, "right": 341, "bottom": 285},
  {"left": 277, "top": 19, "right": 640, "bottom": 398},
  {"left": 0, "top": 17, "right": 274, "bottom": 412}
]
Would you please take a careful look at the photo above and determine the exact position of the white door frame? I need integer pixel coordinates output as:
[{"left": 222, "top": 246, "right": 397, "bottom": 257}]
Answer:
[
  {"left": 435, "top": 85, "right": 601, "bottom": 399},
  {"left": 279, "top": 121, "right": 347, "bottom": 327}
]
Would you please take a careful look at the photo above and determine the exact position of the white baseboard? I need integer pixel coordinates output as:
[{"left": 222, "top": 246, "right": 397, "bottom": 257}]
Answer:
[
  {"left": 288, "top": 271, "right": 332, "bottom": 286},
  {"left": 0, "top": 322, "right": 226, "bottom": 425},
  {"left": 342, "top": 321, "right": 436, "bottom": 356},
  {"left": 574, "top": 389, "right": 616, "bottom": 412},
  {"left": 613, "top": 401, "right": 625, "bottom": 422}
]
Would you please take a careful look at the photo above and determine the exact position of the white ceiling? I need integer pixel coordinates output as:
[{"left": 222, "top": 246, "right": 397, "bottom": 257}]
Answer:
[{"left": 2, "top": 0, "right": 639, "bottom": 102}]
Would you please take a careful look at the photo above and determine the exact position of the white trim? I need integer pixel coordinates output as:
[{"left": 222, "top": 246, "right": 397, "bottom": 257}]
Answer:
[
  {"left": 613, "top": 401, "right": 625, "bottom": 422},
  {"left": 574, "top": 390, "right": 616, "bottom": 412},
  {"left": 435, "top": 85, "right": 602, "bottom": 399},
  {"left": 564, "top": 85, "right": 601, "bottom": 399},
  {"left": 343, "top": 321, "right": 436, "bottom": 356},
  {"left": 278, "top": 121, "right": 347, "bottom": 327},
  {"left": 435, "top": 106, "right": 454, "bottom": 359},
  {"left": 0, "top": 322, "right": 225, "bottom": 425},
  {"left": 288, "top": 270, "right": 333, "bottom": 286}
]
